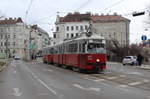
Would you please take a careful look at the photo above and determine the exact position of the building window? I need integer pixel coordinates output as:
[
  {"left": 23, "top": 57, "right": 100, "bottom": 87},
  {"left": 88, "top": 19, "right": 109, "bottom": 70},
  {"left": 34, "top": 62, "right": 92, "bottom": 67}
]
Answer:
[
  {"left": 0, "top": 35, "right": 2, "bottom": 39},
  {"left": 71, "top": 26, "right": 74, "bottom": 31},
  {"left": 7, "top": 34, "right": 10, "bottom": 38},
  {"left": 71, "top": 33, "right": 74, "bottom": 38},
  {"left": 14, "top": 34, "right": 16, "bottom": 38},
  {"left": 76, "top": 26, "right": 78, "bottom": 30},
  {"left": 66, "top": 26, "right": 69, "bottom": 31},
  {"left": 4, "top": 42, "right": 6, "bottom": 46},
  {"left": 76, "top": 33, "right": 78, "bottom": 37},
  {"left": 1, "top": 42, "right": 3, "bottom": 46},
  {"left": 67, "top": 34, "right": 69, "bottom": 38},
  {"left": 85, "top": 25, "right": 88, "bottom": 30},
  {"left": 5, "top": 35, "right": 7, "bottom": 39},
  {"left": 54, "top": 34, "right": 56, "bottom": 38},
  {"left": 56, "top": 27, "right": 59, "bottom": 32},
  {"left": 13, "top": 42, "right": 15, "bottom": 46},
  {"left": 80, "top": 26, "right": 83, "bottom": 31}
]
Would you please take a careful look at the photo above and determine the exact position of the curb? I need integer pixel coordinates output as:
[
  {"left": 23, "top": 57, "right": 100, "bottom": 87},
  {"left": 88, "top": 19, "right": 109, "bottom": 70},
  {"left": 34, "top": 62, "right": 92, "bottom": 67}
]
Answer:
[{"left": 136, "top": 66, "right": 150, "bottom": 70}]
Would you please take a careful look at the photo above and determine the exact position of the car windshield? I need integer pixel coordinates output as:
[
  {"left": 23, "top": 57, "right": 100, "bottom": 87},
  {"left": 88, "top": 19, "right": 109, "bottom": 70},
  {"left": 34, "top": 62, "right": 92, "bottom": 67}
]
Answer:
[
  {"left": 125, "top": 56, "right": 132, "bottom": 59},
  {"left": 87, "top": 43, "right": 106, "bottom": 54}
]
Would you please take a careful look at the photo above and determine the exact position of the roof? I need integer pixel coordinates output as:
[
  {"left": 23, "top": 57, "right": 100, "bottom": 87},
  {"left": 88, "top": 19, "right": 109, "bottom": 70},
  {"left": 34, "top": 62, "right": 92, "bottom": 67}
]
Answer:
[
  {"left": 58, "top": 13, "right": 130, "bottom": 23},
  {"left": 59, "top": 13, "right": 91, "bottom": 22},
  {"left": 0, "top": 17, "right": 23, "bottom": 25},
  {"left": 91, "top": 15, "right": 130, "bottom": 22}
]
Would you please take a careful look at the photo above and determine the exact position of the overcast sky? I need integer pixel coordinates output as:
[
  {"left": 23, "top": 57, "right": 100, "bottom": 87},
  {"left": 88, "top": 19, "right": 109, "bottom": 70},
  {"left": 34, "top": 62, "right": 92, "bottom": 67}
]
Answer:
[{"left": 0, "top": 0, "right": 150, "bottom": 44}]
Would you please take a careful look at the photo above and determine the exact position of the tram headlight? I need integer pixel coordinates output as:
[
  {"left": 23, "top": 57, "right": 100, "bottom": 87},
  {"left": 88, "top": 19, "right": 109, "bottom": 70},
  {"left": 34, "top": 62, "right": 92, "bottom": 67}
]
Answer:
[{"left": 96, "top": 59, "right": 100, "bottom": 62}]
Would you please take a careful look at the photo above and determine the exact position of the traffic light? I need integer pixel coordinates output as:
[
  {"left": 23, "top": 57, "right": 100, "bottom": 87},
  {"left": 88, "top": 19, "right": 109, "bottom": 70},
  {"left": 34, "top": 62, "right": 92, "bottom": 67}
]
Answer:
[{"left": 133, "top": 12, "right": 145, "bottom": 17}]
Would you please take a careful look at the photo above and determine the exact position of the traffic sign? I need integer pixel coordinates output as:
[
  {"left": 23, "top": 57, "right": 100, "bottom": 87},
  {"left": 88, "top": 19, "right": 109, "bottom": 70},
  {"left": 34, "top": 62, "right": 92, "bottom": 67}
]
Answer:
[{"left": 141, "top": 35, "right": 147, "bottom": 41}]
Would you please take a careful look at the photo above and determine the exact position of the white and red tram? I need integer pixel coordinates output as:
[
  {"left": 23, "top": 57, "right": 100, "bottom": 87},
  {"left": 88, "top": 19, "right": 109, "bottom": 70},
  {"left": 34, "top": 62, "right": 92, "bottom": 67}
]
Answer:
[{"left": 42, "top": 35, "right": 107, "bottom": 73}]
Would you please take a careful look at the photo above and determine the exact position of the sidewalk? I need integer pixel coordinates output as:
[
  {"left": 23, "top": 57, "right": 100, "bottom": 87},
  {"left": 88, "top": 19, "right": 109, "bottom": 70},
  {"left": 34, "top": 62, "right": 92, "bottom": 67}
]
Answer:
[{"left": 107, "top": 61, "right": 150, "bottom": 70}]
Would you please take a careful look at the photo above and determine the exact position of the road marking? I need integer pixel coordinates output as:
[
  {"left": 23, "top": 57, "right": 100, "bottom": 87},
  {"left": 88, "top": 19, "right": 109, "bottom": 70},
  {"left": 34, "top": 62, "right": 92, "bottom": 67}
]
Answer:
[
  {"left": 143, "top": 79, "right": 149, "bottom": 83},
  {"left": 128, "top": 81, "right": 142, "bottom": 86},
  {"left": 119, "top": 75, "right": 127, "bottom": 77},
  {"left": 43, "top": 69, "right": 53, "bottom": 72},
  {"left": 94, "top": 79, "right": 105, "bottom": 82},
  {"left": 12, "top": 88, "right": 22, "bottom": 96},
  {"left": 37, "top": 79, "right": 57, "bottom": 95},
  {"left": 73, "top": 84, "right": 87, "bottom": 90},
  {"left": 25, "top": 66, "right": 58, "bottom": 95},
  {"left": 107, "top": 76, "right": 118, "bottom": 80},
  {"left": 127, "top": 72, "right": 142, "bottom": 75},
  {"left": 13, "top": 71, "right": 17, "bottom": 74},
  {"left": 118, "top": 85, "right": 128, "bottom": 88},
  {"left": 89, "top": 88, "right": 101, "bottom": 92}
]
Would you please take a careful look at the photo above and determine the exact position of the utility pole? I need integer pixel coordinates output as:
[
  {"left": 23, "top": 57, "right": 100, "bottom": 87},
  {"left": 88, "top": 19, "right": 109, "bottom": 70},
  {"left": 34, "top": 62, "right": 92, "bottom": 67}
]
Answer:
[{"left": 29, "top": 29, "right": 32, "bottom": 60}]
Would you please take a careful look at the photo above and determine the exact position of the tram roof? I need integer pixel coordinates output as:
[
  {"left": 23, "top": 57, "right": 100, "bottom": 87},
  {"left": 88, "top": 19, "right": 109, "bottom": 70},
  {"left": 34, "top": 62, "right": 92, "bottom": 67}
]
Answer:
[
  {"left": 64, "top": 34, "right": 105, "bottom": 43},
  {"left": 43, "top": 34, "right": 105, "bottom": 49}
]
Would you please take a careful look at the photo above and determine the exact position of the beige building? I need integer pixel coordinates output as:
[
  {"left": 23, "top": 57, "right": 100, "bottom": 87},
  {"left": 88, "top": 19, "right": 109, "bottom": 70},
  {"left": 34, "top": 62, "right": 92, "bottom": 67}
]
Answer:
[
  {"left": 0, "top": 18, "right": 50, "bottom": 59},
  {"left": 53, "top": 12, "right": 130, "bottom": 46}
]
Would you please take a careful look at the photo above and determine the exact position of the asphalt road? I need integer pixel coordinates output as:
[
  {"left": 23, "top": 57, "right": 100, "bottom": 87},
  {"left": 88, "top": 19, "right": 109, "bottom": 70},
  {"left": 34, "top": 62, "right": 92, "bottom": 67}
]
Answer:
[{"left": 0, "top": 60, "right": 150, "bottom": 99}]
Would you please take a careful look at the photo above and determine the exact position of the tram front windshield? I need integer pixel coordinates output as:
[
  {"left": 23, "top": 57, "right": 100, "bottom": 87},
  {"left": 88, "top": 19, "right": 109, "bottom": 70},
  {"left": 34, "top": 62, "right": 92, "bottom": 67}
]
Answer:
[{"left": 87, "top": 43, "right": 106, "bottom": 54}]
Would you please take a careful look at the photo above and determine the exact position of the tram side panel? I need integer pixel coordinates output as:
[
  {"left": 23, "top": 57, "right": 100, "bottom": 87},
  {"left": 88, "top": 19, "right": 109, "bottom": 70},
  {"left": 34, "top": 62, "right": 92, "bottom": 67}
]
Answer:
[
  {"left": 65, "top": 54, "right": 79, "bottom": 68},
  {"left": 53, "top": 54, "right": 59, "bottom": 64}
]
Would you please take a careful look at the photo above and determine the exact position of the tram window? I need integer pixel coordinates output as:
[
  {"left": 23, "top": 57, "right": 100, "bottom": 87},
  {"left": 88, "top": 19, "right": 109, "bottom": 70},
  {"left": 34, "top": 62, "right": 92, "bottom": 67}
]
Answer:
[{"left": 68, "top": 43, "right": 78, "bottom": 53}]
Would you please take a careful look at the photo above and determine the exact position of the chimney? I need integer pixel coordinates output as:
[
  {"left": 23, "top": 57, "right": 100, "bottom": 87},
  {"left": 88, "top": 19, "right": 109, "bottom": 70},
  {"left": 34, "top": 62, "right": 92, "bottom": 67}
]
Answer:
[
  {"left": 9, "top": 17, "right": 13, "bottom": 20},
  {"left": 101, "top": 13, "right": 104, "bottom": 16},
  {"left": 86, "top": 12, "right": 91, "bottom": 15},
  {"left": 74, "top": 12, "right": 80, "bottom": 14},
  {"left": 114, "top": 12, "right": 117, "bottom": 15},
  {"left": 95, "top": 13, "right": 99, "bottom": 16},
  {"left": 14, "top": 18, "right": 17, "bottom": 21}
]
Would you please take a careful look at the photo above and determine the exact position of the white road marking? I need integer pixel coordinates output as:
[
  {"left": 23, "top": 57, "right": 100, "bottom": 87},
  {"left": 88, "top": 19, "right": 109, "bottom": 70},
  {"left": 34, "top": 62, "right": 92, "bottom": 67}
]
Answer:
[
  {"left": 143, "top": 79, "right": 149, "bottom": 83},
  {"left": 13, "top": 71, "right": 17, "bottom": 74},
  {"left": 12, "top": 88, "right": 22, "bottom": 96},
  {"left": 73, "top": 84, "right": 87, "bottom": 90},
  {"left": 25, "top": 66, "right": 58, "bottom": 95},
  {"left": 128, "top": 81, "right": 142, "bottom": 86},
  {"left": 119, "top": 75, "right": 127, "bottom": 77},
  {"left": 127, "top": 72, "right": 142, "bottom": 75},
  {"left": 94, "top": 79, "right": 105, "bottom": 82},
  {"left": 89, "top": 88, "right": 101, "bottom": 92},
  {"left": 73, "top": 84, "right": 101, "bottom": 92},
  {"left": 43, "top": 69, "right": 53, "bottom": 72},
  {"left": 107, "top": 76, "right": 118, "bottom": 80},
  {"left": 118, "top": 85, "right": 128, "bottom": 88},
  {"left": 37, "top": 79, "right": 57, "bottom": 95},
  {"left": 116, "top": 85, "right": 131, "bottom": 92}
]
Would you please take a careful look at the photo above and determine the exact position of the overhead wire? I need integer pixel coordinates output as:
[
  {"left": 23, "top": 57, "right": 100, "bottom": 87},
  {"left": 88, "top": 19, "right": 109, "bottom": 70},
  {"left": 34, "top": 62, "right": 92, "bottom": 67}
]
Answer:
[
  {"left": 74, "top": 0, "right": 93, "bottom": 12},
  {"left": 25, "top": 0, "right": 35, "bottom": 23},
  {"left": 103, "top": 0, "right": 125, "bottom": 11}
]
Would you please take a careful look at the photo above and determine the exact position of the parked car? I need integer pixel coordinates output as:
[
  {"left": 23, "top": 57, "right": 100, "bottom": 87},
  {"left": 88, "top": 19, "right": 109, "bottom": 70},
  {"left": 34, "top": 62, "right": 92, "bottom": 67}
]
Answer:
[
  {"left": 14, "top": 55, "right": 20, "bottom": 60},
  {"left": 122, "top": 56, "right": 137, "bottom": 65}
]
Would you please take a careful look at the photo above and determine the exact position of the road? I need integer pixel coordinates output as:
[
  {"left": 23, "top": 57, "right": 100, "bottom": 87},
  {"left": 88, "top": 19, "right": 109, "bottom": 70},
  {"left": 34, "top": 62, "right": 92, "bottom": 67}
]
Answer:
[{"left": 0, "top": 60, "right": 150, "bottom": 99}]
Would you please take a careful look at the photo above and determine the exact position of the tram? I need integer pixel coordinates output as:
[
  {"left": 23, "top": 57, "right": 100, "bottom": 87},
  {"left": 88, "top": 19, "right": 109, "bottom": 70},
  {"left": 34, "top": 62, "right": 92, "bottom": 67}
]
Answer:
[{"left": 42, "top": 34, "right": 107, "bottom": 73}]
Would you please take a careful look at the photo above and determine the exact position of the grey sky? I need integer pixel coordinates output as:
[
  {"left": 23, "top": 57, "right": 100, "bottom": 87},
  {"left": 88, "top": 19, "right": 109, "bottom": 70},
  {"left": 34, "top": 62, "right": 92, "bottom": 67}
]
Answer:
[{"left": 0, "top": 0, "right": 149, "bottom": 44}]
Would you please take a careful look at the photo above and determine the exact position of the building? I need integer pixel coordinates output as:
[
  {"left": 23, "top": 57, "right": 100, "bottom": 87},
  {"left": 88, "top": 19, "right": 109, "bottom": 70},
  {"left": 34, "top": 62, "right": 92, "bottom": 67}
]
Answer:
[
  {"left": 0, "top": 18, "right": 50, "bottom": 59},
  {"left": 53, "top": 12, "right": 130, "bottom": 46}
]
